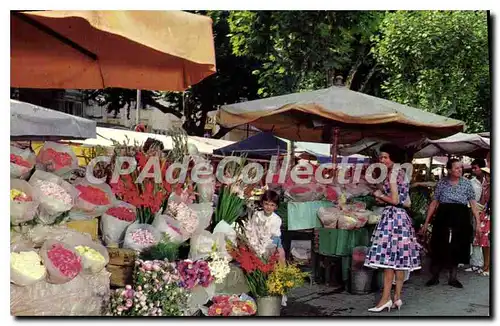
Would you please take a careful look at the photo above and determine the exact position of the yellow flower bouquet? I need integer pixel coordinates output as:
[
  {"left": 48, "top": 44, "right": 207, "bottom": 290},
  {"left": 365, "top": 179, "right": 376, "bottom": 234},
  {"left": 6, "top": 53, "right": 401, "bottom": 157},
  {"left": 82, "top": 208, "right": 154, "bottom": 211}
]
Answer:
[{"left": 266, "top": 263, "right": 309, "bottom": 296}]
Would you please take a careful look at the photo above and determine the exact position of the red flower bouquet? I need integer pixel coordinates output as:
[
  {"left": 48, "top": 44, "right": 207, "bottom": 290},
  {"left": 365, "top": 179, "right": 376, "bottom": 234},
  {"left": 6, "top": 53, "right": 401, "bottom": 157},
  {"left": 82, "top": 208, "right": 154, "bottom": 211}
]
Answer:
[
  {"left": 46, "top": 243, "right": 82, "bottom": 279},
  {"left": 44, "top": 148, "right": 73, "bottom": 170},
  {"left": 207, "top": 294, "right": 256, "bottom": 316},
  {"left": 75, "top": 185, "right": 111, "bottom": 206},
  {"left": 36, "top": 142, "right": 77, "bottom": 176},
  {"left": 229, "top": 238, "right": 280, "bottom": 298},
  {"left": 110, "top": 150, "right": 171, "bottom": 224},
  {"left": 106, "top": 206, "right": 136, "bottom": 222},
  {"left": 10, "top": 154, "right": 32, "bottom": 168}
]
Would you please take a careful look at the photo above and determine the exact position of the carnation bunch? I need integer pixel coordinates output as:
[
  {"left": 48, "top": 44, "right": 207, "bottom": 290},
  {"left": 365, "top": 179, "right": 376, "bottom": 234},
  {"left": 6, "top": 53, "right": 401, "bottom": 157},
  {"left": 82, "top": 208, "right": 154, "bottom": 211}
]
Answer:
[
  {"left": 176, "top": 259, "right": 214, "bottom": 289},
  {"left": 167, "top": 201, "right": 198, "bottom": 235},
  {"left": 108, "top": 259, "right": 191, "bottom": 316}
]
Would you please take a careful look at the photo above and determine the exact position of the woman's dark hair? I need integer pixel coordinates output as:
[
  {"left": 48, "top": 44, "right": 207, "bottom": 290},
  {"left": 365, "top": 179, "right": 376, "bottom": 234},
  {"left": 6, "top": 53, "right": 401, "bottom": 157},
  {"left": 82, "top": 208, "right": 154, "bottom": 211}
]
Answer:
[
  {"left": 143, "top": 137, "right": 164, "bottom": 152},
  {"left": 379, "top": 143, "right": 405, "bottom": 164},
  {"left": 261, "top": 190, "right": 280, "bottom": 206},
  {"left": 471, "top": 158, "right": 486, "bottom": 168},
  {"left": 446, "top": 158, "right": 461, "bottom": 170}
]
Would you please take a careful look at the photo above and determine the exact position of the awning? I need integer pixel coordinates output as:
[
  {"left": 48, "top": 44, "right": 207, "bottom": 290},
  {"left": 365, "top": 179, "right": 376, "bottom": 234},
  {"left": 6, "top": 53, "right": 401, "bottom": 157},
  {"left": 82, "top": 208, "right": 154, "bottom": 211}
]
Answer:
[
  {"left": 218, "top": 86, "right": 464, "bottom": 144},
  {"left": 10, "top": 99, "right": 96, "bottom": 140},
  {"left": 413, "top": 132, "right": 490, "bottom": 158},
  {"left": 11, "top": 10, "right": 216, "bottom": 91},
  {"left": 70, "top": 127, "right": 234, "bottom": 155},
  {"left": 213, "top": 132, "right": 288, "bottom": 159}
]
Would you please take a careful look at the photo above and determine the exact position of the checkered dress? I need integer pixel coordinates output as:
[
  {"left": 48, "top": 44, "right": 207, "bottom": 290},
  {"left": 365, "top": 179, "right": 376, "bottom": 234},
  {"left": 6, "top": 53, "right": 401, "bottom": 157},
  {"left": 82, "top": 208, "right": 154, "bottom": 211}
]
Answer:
[{"left": 364, "top": 170, "right": 422, "bottom": 271}]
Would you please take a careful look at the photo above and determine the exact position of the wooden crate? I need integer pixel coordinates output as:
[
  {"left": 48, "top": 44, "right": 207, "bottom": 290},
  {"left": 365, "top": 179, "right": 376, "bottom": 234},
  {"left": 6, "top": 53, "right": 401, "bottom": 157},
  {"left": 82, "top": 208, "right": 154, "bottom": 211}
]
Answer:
[
  {"left": 107, "top": 247, "right": 137, "bottom": 266},
  {"left": 106, "top": 247, "right": 137, "bottom": 287},
  {"left": 65, "top": 218, "right": 99, "bottom": 241},
  {"left": 108, "top": 264, "right": 134, "bottom": 287}
]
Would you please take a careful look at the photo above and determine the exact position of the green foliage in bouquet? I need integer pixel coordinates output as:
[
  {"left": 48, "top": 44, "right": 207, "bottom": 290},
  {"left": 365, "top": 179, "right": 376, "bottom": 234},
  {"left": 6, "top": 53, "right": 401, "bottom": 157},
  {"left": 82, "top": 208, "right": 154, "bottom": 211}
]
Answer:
[
  {"left": 214, "top": 155, "right": 248, "bottom": 226},
  {"left": 140, "top": 235, "right": 181, "bottom": 262},
  {"left": 215, "top": 186, "right": 245, "bottom": 225}
]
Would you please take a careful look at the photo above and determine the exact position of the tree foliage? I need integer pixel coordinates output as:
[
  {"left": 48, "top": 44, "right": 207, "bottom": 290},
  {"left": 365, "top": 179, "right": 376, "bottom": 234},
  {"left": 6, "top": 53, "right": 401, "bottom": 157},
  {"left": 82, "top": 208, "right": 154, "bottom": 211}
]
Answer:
[
  {"left": 227, "top": 11, "right": 385, "bottom": 97},
  {"left": 81, "top": 10, "right": 491, "bottom": 137},
  {"left": 372, "top": 10, "right": 490, "bottom": 132}
]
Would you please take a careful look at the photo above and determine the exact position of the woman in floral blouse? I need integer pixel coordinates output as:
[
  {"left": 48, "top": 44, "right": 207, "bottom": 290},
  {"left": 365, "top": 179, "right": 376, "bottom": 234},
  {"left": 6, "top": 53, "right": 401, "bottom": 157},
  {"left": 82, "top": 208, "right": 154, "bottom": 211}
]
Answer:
[{"left": 421, "top": 159, "right": 481, "bottom": 288}]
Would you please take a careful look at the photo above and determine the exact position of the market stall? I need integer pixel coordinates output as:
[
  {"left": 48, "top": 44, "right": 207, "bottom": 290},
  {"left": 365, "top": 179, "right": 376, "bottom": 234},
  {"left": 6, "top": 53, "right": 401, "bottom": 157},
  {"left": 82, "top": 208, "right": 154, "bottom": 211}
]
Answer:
[
  {"left": 216, "top": 85, "right": 465, "bottom": 292},
  {"left": 11, "top": 10, "right": 269, "bottom": 317}
]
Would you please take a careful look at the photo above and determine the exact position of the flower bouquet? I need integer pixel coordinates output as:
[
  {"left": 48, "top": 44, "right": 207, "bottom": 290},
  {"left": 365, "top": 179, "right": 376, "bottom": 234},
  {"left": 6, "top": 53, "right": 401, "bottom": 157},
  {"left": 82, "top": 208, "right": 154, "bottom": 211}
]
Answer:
[
  {"left": 109, "top": 146, "right": 172, "bottom": 224},
  {"left": 71, "top": 179, "right": 115, "bottom": 219},
  {"left": 266, "top": 263, "right": 308, "bottom": 297},
  {"left": 10, "top": 145, "right": 36, "bottom": 179},
  {"left": 176, "top": 259, "right": 214, "bottom": 289},
  {"left": 10, "top": 179, "right": 39, "bottom": 225},
  {"left": 101, "top": 201, "right": 137, "bottom": 246},
  {"left": 36, "top": 141, "right": 78, "bottom": 176},
  {"left": 205, "top": 294, "right": 256, "bottom": 316},
  {"left": 109, "top": 259, "right": 191, "bottom": 316},
  {"left": 229, "top": 237, "right": 280, "bottom": 299}
]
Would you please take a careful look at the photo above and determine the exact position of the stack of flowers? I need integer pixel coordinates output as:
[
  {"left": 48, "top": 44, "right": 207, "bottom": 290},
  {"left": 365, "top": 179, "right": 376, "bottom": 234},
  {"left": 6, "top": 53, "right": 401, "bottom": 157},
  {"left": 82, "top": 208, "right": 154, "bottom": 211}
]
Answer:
[
  {"left": 176, "top": 259, "right": 214, "bottom": 289},
  {"left": 105, "top": 206, "right": 136, "bottom": 222},
  {"left": 110, "top": 149, "right": 171, "bottom": 224},
  {"left": 46, "top": 243, "right": 82, "bottom": 280},
  {"left": 206, "top": 294, "right": 256, "bottom": 316},
  {"left": 75, "top": 185, "right": 111, "bottom": 206},
  {"left": 266, "top": 263, "right": 308, "bottom": 297},
  {"left": 108, "top": 259, "right": 190, "bottom": 316},
  {"left": 130, "top": 228, "right": 157, "bottom": 247},
  {"left": 10, "top": 154, "right": 32, "bottom": 168},
  {"left": 41, "top": 148, "right": 73, "bottom": 170},
  {"left": 10, "top": 189, "right": 32, "bottom": 202},
  {"left": 207, "top": 251, "right": 231, "bottom": 284},
  {"left": 10, "top": 251, "right": 46, "bottom": 285},
  {"left": 229, "top": 239, "right": 280, "bottom": 298},
  {"left": 167, "top": 201, "right": 199, "bottom": 236},
  {"left": 34, "top": 180, "right": 72, "bottom": 206}
]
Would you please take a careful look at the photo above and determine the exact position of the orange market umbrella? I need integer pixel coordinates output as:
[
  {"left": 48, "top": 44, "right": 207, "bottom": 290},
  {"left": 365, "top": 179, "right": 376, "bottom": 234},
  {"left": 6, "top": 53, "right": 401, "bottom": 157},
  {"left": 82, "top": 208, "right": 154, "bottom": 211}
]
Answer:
[{"left": 11, "top": 10, "right": 216, "bottom": 91}]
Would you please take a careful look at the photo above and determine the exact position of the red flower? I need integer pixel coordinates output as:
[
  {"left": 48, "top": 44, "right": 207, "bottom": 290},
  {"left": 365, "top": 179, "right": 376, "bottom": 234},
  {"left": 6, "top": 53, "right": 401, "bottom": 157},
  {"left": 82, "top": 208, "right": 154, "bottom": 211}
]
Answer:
[
  {"left": 136, "top": 152, "right": 148, "bottom": 170},
  {"left": 106, "top": 206, "right": 136, "bottom": 222},
  {"left": 10, "top": 154, "right": 32, "bottom": 168},
  {"left": 75, "top": 185, "right": 110, "bottom": 205},
  {"left": 43, "top": 148, "right": 73, "bottom": 170}
]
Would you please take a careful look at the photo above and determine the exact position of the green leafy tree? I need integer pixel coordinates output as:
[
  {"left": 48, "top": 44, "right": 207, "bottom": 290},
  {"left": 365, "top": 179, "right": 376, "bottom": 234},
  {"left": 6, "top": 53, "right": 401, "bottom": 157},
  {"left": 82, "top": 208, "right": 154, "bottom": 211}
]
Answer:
[
  {"left": 227, "top": 11, "right": 385, "bottom": 97},
  {"left": 372, "top": 10, "right": 490, "bottom": 132}
]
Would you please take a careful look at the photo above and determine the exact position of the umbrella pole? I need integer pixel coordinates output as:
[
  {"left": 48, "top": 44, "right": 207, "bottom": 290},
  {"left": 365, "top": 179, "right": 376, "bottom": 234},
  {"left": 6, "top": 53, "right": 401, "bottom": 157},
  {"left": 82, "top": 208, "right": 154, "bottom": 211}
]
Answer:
[
  {"left": 331, "top": 127, "right": 340, "bottom": 181},
  {"left": 136, "top": 90, "right": 141, "bottom": 125},
  {"left": 427, "top": 156, "right": 434, "bottom": 181}
]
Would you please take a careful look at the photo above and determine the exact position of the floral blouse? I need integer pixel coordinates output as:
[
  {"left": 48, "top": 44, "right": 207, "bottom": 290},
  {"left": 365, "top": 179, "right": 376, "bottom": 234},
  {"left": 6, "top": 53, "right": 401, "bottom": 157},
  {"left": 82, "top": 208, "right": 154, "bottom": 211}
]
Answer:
[{"left": 434, "top": 177, "right": 475, "bottom": 205}]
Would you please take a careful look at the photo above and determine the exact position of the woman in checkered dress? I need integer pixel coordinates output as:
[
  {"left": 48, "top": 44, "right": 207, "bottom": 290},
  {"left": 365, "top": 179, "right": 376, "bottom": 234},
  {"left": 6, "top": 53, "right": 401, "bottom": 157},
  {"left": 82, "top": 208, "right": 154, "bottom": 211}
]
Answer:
[{"left": 364, "top": 144, "right": 421, "bottom": 312}]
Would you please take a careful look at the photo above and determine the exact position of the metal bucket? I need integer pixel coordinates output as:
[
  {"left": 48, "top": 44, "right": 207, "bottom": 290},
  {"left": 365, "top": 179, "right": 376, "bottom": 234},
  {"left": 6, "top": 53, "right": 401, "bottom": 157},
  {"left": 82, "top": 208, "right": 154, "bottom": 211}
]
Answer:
[
  {"left": 256, "top": 296, "right": 282, "bottom": 316},
  {"left": 350, "top": 268, "right": 374, "bottom": 295}
]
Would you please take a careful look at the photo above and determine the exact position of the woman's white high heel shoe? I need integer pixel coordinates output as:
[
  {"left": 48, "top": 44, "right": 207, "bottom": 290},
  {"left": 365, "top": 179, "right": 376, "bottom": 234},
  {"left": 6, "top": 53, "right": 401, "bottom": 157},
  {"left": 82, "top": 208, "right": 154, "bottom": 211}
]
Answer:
[
  {"left": 368, "top": 300, "right": 393, "bottom": 313},
  {"left": 392, "top": 299, "right": 403, "bottom": 310}
]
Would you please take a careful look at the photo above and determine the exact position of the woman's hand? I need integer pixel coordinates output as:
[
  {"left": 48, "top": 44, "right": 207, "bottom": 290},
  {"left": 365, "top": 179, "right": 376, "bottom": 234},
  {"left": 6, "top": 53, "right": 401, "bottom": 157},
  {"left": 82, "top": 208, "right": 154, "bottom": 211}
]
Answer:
[{"left": 420, "top": 223, "right": 429, "bottom": 236}]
